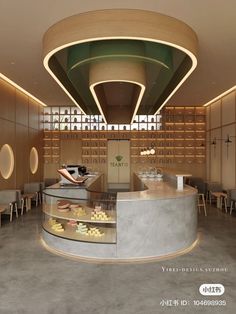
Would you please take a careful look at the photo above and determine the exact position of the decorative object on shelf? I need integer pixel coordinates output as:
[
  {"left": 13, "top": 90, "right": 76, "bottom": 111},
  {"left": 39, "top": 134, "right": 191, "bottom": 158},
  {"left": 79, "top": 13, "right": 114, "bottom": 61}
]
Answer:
[
  {"left": 67, "top": 220, "right": 77, "bottom": 227},
  {"left": 91, "top": 210, "right": 110, "bottom": 221},
  {"left": 140, "top": 144, "right": 156, "bottom": 156},
  {"left": 49, "top": 219, "right": 65, "bottom": 232},
  {"left": 87, "top": 227, "right": 104, "bottom": 237},
  {"left": 72, "top": 206, "right": 87, "bottom": 217},
  {"left": 76, "top": 222, "right": 88, "bottom": 235}
]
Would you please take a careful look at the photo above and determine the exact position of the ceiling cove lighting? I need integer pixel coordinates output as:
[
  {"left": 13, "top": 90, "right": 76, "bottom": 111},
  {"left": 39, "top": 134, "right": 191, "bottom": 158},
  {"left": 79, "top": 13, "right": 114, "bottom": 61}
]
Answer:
[
  {"left": 203, "top": 85, "right": 236, "bottom": 107},
  {"left": 43, "top": 9, "right": 198, "bottom": 124},
  {"left": 0, "top": 73, "right": 47, "bottom": 107}
]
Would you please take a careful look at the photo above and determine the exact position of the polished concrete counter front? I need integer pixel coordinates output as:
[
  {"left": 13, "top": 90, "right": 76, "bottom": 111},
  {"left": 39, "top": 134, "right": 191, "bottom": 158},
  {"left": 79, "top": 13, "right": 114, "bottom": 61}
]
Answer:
[
  {"left": 116, "top": 173, "right": 197, "bottom": 259},
  {"left": 41, "top": 172, "right": 198, "bottom": 261}
]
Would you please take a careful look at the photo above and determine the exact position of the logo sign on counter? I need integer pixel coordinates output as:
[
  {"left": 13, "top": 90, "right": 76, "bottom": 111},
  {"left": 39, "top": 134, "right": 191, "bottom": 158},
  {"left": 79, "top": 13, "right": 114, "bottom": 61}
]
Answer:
[{"left": 199, "top": 284, "right": 225, "bottom": 296}]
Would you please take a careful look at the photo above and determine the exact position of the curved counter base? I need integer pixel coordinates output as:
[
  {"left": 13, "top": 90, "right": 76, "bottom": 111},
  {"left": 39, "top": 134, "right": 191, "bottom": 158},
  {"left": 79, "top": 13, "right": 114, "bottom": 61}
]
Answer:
[
  {"left": 41, "top": 173, "right": 198, "bottom": 262},
  {"left": 41, "top": 230, "right": 199, "bottom": 263}
]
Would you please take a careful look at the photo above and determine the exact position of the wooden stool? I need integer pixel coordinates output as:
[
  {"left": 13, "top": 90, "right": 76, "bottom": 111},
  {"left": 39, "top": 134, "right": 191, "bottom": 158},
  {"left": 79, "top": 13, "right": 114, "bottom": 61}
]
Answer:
[
  {"left": 0, "top": 206, "right": 6, "bottom": 227},
  {"left": 0, "top": 203, "right": 18, "bottom": 224},
  {"left": 220, "top": 193, "right": 228, "bottom": 213},
  {"left": 230, "top": 200, "right": 236, "bottom": 215},
  {"left": 22, "top": 193, "right": 35, "bottom": 211},
  {"left": 197, "top": 194, "right": 207, "bottom": 216},
  {"left": 20, "top": 196, "right": 28, "bottom": 215}
]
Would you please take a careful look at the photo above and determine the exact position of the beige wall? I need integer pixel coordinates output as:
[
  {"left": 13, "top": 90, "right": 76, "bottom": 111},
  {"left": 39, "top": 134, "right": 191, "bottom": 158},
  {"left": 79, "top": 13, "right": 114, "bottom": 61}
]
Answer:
[
  {"left": 0, "top": 78, "right": 43, "bottom": 190},
  {"left": 206, "top": 90, "right": 236, "bottom": 189}
]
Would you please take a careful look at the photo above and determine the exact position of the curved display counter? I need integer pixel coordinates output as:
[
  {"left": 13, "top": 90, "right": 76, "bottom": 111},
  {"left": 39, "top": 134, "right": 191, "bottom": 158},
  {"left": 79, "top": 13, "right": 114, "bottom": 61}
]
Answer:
[{"left": 41, "top": 172, "right": 198, "bottom": 262}]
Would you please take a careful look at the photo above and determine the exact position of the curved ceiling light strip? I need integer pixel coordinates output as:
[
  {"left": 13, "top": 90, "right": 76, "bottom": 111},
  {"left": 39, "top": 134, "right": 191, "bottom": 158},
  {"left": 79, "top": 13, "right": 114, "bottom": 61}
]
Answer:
[
  {"left": 43, "top": 9, "right": 198, "bottom": 123},
  {"left": 89, "top": 59, "right": 146, "bottom": 124}
]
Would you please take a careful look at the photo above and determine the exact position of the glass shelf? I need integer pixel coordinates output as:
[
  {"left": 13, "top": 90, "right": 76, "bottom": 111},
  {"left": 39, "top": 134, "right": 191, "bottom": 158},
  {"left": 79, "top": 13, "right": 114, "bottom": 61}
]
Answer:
[{"left": 42, "top": 190, "right": 117, "bottom": 244}]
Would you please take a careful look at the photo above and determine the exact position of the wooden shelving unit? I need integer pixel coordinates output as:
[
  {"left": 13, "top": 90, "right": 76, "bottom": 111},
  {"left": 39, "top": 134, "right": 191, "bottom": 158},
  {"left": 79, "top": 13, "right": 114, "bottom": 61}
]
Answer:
[{"left": 42, "top": 106, "right": 205, "bottom": 166}]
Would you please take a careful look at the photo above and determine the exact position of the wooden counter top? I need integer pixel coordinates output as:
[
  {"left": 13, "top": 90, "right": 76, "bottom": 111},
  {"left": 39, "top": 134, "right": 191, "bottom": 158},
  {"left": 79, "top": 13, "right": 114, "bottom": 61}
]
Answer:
[{"left": 117, "top": 173, "right": 196, "bottom": 201}]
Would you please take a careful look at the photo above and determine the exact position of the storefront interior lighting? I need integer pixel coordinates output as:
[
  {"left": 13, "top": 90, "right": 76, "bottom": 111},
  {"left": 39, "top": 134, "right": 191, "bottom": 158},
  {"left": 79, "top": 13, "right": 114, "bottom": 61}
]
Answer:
[
  {"left": 0, "top": 73, "right": 47, "bottom": 107},
  {"left": 140, "top": 144, "right": 156, "bottom": 156},
  {"left": 203, "top": 85, "right": 236, "bottom": 107}
]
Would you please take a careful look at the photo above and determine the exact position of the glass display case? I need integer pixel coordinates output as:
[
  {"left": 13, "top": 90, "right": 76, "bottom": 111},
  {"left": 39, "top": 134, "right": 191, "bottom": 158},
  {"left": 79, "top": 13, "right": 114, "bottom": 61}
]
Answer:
[{"left": 42, "top": 190, "right": 117, "bottom": 244}]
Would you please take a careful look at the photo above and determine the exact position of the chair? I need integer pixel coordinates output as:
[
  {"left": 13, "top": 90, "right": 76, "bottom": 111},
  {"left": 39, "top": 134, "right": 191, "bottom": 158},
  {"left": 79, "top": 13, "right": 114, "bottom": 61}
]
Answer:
[
  {"left": 207, "top": 182, "right": 223, "bottom": 205},
  {"left": 0, "top": 190, "right": 19, "bottom": 224},
  {"left": 230, "top": 189, "right": 236, "bottom": 215},
  {"left": 197, "top": 193, "right": 207, "bottom": 216},
  {"left": 189, "top": 177, "right": 207, "bottom": 196},
  {"left": 23, "top": 182, "right": 41, "bottom": 209}
]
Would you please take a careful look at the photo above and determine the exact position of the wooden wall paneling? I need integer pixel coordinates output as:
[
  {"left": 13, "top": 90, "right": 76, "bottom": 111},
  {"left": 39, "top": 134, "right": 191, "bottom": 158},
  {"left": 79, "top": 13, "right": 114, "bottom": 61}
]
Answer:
[
  {"left": 28, "top": 128, "right": 42, "bottom": 182},
  {"left": 220, "top": 99, "right": 222, "bottom": 184},
  {"left": 44, "top": 163, "right": 60, "bottom": 180},
  {"left": 60, "top": 139, "right": 82, "bottom": 165},
  {"left": 38, "top": 130, "right": 44, "bottom": 181},
  {"left": 15, "top": 90, "right": 29, "bottom": 127},
  {"left": 206, "top": 131, "right": 210, "bottom": 181},
  {"left": 235, "top": 91, "right": 236, "bottom": 188},
  {"left": 221, "top": 124, "right": 235, "bottom": 189},
  {"left": 210, "top": 128, "right": 221, "bottom": 183},
  {"left": 222, "top": 92, "right": 235, "bottom": 125},
  {"left": 29, "top": 98, "right": 39, "bottom": 130},
  {"left": 0, "top": 79, "right": 15, "bottom": 122},
  {"left": 0, "top": 119, "right": 16, "bottom": 189},
  {"left": 15, "top": 124, "right": 29, "bottom": 190},
  {"left": 210, "top": 100, "right": 221, "bottom": 129},
  {"left": 206, "top": 106, "right": 210, "bottom": 131}
]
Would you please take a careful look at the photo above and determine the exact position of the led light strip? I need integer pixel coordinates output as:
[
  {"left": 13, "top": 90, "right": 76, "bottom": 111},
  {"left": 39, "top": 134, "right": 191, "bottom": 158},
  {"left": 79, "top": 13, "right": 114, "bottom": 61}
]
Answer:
[
  {"left": 43, "top": 36, "right": 197, "bottom": 121},
  {"left": 40, "top": 234, "right": 200, "bottom": 264},
  {"left": 43, "top": 10, "right": 198, "bottom": 120},
  {"left": 203, "top": 85, "right": 236, "bottom": 107},
  {"left": 0, "top": 72, "right": 47, "bottom": 107},
  {"left": 90, "top": 79, "right": 145, "bottom": 124}
]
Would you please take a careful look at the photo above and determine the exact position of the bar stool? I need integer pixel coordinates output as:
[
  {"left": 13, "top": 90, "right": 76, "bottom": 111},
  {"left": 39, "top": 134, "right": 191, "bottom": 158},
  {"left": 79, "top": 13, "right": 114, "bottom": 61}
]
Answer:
[
  {"left": 220, "top": 193, "right": 228, "bottom": 213},
  {"left": 22, "top": 193, "right": 35, "bottom": 211},
  {"left": 230, "top": 189, "right": 236, "bottom": 215},
  {"left": 20, "top": 195, "right": 29, "bottom": 215},
  {"left": 197, "top": 193, "right": 207, "bottom": 216},
  {"left": 0, "top": 202, "right": 18, "bottom": 223}
]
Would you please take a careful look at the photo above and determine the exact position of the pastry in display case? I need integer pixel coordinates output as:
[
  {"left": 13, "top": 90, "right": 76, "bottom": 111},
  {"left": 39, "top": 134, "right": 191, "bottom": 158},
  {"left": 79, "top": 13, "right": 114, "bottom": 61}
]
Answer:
[{"left": 42, "top": 190, "right": 117, "bottom": 244}]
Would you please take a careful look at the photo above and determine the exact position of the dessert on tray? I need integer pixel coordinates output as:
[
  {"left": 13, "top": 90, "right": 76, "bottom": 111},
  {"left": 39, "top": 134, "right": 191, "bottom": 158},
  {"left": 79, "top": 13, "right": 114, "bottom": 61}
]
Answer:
[{"left": 91, "top": 210, "right": 110, "bottom": 221}]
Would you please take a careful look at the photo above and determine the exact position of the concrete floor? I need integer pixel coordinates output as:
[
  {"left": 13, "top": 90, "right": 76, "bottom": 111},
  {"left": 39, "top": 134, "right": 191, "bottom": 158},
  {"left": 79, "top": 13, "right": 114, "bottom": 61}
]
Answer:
[{"left": 0, "top": 205, "right": 235, "bottom": 314}]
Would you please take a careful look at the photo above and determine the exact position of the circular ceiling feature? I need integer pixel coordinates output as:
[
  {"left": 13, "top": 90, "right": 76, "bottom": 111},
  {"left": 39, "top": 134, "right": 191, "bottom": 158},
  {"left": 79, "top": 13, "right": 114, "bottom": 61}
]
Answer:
[
  {"left": 0, "top": 144, "right": 14, "bottom": 179},
  {"left": 30, "top": 147, "right": 39, "bottom": 174},
  {"left": 43, "top": 9, "right": 198, "bottom": 124}
]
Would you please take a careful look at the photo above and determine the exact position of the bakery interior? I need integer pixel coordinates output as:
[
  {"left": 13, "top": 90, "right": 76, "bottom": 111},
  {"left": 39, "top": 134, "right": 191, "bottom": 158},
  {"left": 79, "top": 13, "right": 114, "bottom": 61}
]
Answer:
[{"left": 0, "top": 1, "right": 235, "bottom": 313}]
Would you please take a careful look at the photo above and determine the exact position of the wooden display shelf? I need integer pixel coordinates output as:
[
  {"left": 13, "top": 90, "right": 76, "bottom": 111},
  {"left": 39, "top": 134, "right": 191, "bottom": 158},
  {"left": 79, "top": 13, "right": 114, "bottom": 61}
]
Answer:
[
  {"left": 43, "top": 106, "right": 206, "bottom": 165},
  {"left": 43, "top": 204, "right": 116, "bottom": 224},
  {"left": 43, "top": 221, "right": 116, "bottom": 244}
]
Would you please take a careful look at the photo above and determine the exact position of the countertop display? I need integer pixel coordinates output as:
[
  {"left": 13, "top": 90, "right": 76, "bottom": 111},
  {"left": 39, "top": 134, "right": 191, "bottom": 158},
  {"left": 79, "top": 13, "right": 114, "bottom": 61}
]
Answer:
[{"left": 41, "top": 172, "right": 198, "bottom": 261}]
